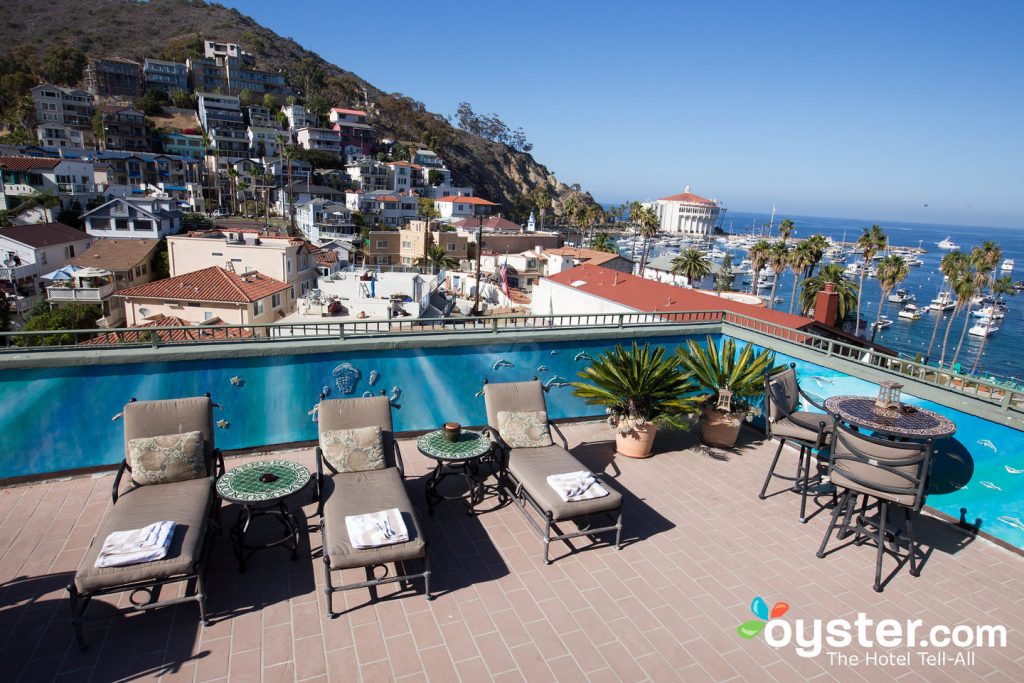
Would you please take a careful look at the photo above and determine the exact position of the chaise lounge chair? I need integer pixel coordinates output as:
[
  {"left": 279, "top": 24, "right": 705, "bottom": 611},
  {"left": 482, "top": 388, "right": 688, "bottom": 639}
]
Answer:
[
  {"left": 483, "top": 379, "right": 623, "bottom": 564},
  {"left": 315, "top": 396, "right": 430, "bottom": 617},
  {"left": 68, "top": 395, "right": 223, "bottom": 650}
]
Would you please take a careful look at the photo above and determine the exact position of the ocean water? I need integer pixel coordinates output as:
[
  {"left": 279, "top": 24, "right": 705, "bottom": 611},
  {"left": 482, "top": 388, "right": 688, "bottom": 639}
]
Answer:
[{"left": 652, "top": 209, "right": 1024, "bottom": 379}]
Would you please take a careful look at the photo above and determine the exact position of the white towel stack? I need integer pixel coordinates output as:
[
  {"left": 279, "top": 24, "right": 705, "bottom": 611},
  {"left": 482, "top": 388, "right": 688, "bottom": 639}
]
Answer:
[
  {"left": 546, "top": 471, "right": 609, "bottom": 503},
  {"left": 345, "top": 508, "right": 409, "bottom": 549},
  {"left": 95, "top": 521, "right": 176, "bottom": 568}
]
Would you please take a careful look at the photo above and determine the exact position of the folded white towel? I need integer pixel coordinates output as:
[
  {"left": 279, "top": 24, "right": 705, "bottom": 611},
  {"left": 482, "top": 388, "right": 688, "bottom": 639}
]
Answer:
[
  {"left": 546, "top": 471, "right": 609, "bottom": 503},
  {"left": 95, "top": 521, "right": 176, "bottom": 568},
  {"left": 346, "top": 508, "right": 409, "bottom": 549}
]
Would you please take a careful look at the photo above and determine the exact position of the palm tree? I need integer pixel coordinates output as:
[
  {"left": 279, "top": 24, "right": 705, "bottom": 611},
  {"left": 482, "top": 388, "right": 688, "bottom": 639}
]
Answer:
[
  {"left": 854, "top": 224, "right": 887, "bottom": 336},
  {"left": 778, "top": 218, "right": 795, "bottom": 243},
  {"left": 799, "top": 263, "right": 858, "bottom": 322},
  {"left": 627, "top": 200, "right": 644, "bottom": 261},
  {"left": 670, "top": 248, "right": 712, "bottom": 287},
  {"left": 970, "top": 275, "right": 1016, "bottom": 374},
  {"left": 226, "top": 168, "right": 239, "bottom": 216},
  {"left": 529, "top": 187, "right": 551, "bottom": 231},
  {"left": 415, "top": 243, "right": 458, "bottom": 272},
  {"left": 236, "top": 180, "right": 249, "bottom": 218},
  {"left": 926, "top": 251, "right": 967, "bottom": 363},
  {"left": 634, "top": 205, "right": 660, "bottom": 275},
  {"left": 787, "top": 242, "right": 815, "bottom": 314},
  {"left": 871, "top": 255, "right": 909, "bottom": 336},
  {"left": 590, "top": 232, "right": 618, "bottom": 253},
  {"left": 803, "top": 234, "right": 830, "bottom": 274},
  {"left": 938, "top": 253, "right": 974, "bottom": 368},
  {"left": 951, "top": 248, "right": 995, "bottom": 368},
  {"left": 766, "top": 241, "right": 789, "bottom": 310},
  {"left": 747, "top": 240, "right": 771, "bottom": 295}
]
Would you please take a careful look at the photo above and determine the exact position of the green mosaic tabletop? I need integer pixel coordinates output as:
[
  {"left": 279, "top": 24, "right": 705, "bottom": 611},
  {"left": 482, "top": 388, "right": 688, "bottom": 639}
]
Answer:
[
  {"left": 216, "top": 459, "right": 311, "bottom": 503},
  {"left": 417, "top": 430, "right": 491, "bottom": 462}
]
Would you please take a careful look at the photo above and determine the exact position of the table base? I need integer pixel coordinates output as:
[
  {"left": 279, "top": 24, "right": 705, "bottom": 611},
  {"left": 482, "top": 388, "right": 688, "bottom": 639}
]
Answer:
[
  {"left": 229, "top": 500, "right": 301, "bottom": 572},
  {"left": 425, "top": 457, "right": 506, "bottom": 516}
]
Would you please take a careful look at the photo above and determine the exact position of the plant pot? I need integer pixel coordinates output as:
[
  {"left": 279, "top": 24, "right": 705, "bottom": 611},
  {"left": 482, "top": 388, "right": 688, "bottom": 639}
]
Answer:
[
  {"left": 701, "top": 406, "right": 742, "bottom": 447},
  {"left": 615, "top": 422, "right": 658, "bottom": 458}
]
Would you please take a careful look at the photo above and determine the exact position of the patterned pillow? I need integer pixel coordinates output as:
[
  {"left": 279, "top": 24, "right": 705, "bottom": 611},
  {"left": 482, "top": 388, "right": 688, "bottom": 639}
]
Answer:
[
  {"left": 497, "top": 410, "right": 553, "bottom": 448},
  {"left": 128, "top": 431, "right": 206, "bottom": 485},
  {"left": 320, "top": 426, "right": 386, "bottom": 473}
]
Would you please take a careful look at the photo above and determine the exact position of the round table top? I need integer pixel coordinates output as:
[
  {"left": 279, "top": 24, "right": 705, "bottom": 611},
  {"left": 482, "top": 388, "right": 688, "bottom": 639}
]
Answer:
[
  {"left": 417, "top": 430, "right": 491, "bottom": 462},
  {"left": 216, "top": 459, "right": 311, "bottom": 503},
  {"left": 823, "top": 395, "right": 956, "bottom": 439}
]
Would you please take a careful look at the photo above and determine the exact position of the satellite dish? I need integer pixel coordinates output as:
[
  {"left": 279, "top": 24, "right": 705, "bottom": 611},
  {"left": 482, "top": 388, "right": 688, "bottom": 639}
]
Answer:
[{"left": 138, "top": 307, "right": 150, "bottom": 317}]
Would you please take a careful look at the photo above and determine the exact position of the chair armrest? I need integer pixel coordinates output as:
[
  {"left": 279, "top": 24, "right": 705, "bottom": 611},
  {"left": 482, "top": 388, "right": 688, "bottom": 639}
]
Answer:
[
  {"left": 797, "top": 385, "right": 827, "bottom": 413},
  {"left": 482, "top": 425, "right": 510, "bottom": 452},
  {"left": 549, "top": 421, "right": 570, "bottom": 449},
  {"left": 393, "top": 441, "right": 405, "bottom": 478},
  {"left": 111, "top": 460, "right": 129, "bottom": 504},
  {"left": 315, "top": 446, "right": 326, "bottom": 516}
]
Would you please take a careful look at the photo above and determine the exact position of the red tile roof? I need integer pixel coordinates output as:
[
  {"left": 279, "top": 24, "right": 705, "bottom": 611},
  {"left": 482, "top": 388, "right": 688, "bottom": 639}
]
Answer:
[
  {"left": 315, "top": 250, "right": 338, "bottom": 265},
  {"left": 331, "top": 108, "right": 367, "bottom": 117},
  {"left": 387, "top": 161, "right": 423, "bottom": 169},
  {"left": 116, "top": 266, "right": 290, "bottom": 304},
  {"left": 0, "top": 156, "right": 62, "bottom": 171},
  {"left": 657, "top": 191, "right": 717, "bottom": 206},
  {"left": 80, "top": 316, "right": 254, "bottom": 345},
  {"left": 545, "top": 263, "right": 811, "bottom": 328},
  {"left": 452, "top": 216, "right": 522, "bottom": 231},
  {"left": 543, "top": 247, "right": 627, "bottom": 267},
  {"left": 436, "top": 195, "right": 497, "bottom": 206}
]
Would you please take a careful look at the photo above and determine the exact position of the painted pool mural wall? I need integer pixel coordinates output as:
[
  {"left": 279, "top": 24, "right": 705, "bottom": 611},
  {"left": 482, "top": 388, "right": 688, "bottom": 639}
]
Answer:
[{"left": 2, "top": 332, "right": 1024, "bottom": 550}]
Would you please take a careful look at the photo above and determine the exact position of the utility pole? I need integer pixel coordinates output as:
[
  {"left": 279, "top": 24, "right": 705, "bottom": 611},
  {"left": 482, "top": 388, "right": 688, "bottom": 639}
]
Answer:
[{"left": 472, "top": 214, "right": 483, "bottom": 315}]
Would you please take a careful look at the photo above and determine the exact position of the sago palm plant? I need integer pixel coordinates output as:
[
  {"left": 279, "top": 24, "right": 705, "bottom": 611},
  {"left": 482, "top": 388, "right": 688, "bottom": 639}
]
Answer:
[{"left": 675, "top": 336, "right": 779, "bottom": 416}]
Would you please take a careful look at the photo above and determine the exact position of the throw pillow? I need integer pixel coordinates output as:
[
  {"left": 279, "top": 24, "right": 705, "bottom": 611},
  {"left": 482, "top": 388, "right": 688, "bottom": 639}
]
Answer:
[
  {"left": 497, "top": 410, "right": 553, "bottom": 448},
  {"left": 128, "top": 431, "right": 206, "bottom": 485},
  {"left": 321, "top": 425, "right": 386, "bottom": 473}
]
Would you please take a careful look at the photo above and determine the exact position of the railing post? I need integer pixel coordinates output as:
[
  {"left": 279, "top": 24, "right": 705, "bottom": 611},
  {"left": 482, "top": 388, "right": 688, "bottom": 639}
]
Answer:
[
  {"left": 339, "top": 322, "right": 345, "bottom": 340},
  {"left": 492, "top": 317, "right": 498, "bottom": 334}
]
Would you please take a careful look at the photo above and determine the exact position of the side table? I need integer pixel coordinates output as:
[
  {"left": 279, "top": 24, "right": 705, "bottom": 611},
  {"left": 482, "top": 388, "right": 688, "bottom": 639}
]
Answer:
[{"left": 417, "top": 430, "right": 497, "bottom": 515}]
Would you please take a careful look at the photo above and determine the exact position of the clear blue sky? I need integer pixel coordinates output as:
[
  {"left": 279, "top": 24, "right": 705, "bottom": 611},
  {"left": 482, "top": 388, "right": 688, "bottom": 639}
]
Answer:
[{"left": 223, "top": 0, "right": 1023, "bottom": 227}]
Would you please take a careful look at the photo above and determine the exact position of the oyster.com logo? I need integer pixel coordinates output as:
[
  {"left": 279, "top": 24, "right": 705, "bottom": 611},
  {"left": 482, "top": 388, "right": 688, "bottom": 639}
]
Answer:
[{"left": 736, "top": 596, "right": 789, "bottom": 639}]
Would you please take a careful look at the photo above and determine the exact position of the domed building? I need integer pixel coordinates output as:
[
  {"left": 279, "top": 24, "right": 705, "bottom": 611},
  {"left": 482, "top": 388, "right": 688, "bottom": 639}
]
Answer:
[{"left": 652, "top": 186, "right": 724, "bottom": 235}]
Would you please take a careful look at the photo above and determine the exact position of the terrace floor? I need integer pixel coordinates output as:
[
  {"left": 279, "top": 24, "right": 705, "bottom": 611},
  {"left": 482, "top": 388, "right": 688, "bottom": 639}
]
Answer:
[{"left": 3, "top": 422, "right": 1024, "bottom": 682}]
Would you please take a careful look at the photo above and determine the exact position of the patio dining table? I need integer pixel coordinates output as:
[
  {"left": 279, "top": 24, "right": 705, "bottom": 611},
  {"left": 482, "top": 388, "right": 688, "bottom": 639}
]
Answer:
[{"left": 823, "top": 395, "right": 957, "bottom": 440}]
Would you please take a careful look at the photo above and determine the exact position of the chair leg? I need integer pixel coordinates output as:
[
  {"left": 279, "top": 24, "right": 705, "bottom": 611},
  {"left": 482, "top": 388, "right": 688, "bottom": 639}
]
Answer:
[
  {"left": 798, "top": 446, "right": 813, "bottom": 523},
  {"left": 816, "top": 490, "right": 847, "bottom": 558},
  {"left": 67, "top": 583, "right": 86, "bottom": 651},
  {"left": 905, "top": 508, "right": 920, "bottom": 578},
  {"left": 614, "top": 508, "right": 623, "bottom": 550},
  {"left": 423, "top": 553, "right": 432, "bottom": 600},
  {"left": 543, "top": 515, "right": 553, "bottom": 565},
  {"left": 874, "top": 501, "right": 888, "bottom": 592},
  {"left": 758, "top": 438, "right": 786, "bottom": 500},
  {"left": 792, "top": 445, "right": 806, "bottom": 493},
  {"left": 196, "top": 570, "right": 211, "bottom": 627}
]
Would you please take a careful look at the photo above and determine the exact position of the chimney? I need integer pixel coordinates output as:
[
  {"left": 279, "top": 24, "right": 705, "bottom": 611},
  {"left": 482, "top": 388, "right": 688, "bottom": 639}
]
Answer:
[{"left": 813, "top": 281, "right": 840, "bottom": 326}]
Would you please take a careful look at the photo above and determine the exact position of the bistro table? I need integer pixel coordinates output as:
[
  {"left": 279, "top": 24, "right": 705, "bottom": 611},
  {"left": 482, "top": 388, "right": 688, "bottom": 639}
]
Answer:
[
  {"left": 418, "top": 430, "right": 496, "bottom": 515},
  {"left": 823, "top": 395, "right": 957, "bottom": 440},
  {"left": 216, "top": 459, "right": 311, "bottom": 572}
]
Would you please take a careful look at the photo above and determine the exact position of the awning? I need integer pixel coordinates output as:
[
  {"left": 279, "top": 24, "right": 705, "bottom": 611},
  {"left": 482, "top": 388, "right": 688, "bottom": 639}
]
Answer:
[{"left": 164, "top": 185, "right": 186, "bottom": 191}]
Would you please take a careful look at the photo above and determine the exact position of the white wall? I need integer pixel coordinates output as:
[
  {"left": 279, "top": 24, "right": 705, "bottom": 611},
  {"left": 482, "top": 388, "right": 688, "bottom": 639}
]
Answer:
[{"left": 530, "top": 279, "right": 636, "bottom": 316}]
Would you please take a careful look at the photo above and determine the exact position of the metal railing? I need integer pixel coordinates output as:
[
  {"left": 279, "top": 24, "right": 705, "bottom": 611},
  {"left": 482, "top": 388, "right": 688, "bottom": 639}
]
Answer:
[
  {"left": 2, "top": 308, "right": 1021, "bottom": 415},
  {"left": 45, "top": 284, "right": 114, "bottom": 302}
]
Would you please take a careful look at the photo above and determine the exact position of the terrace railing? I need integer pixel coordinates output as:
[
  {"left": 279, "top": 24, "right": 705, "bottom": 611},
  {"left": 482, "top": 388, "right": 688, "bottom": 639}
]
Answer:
[{"left": 2, "top": 308, "right": 1021, "bottom": 415}]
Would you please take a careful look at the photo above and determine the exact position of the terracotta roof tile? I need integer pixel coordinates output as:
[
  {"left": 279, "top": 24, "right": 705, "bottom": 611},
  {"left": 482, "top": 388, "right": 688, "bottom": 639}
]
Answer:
[
  {"left": 80, "top": 316, "right": 254, "bottom": 345},
  {"left": 435, "top": 195, "right": 497, "bottom": 206},
  {"left": 116, "top": 266, "right": 290, "bottom": 304},
  {"left": 0, "top": 156, "right": 62, "bottom": 171},
  {"left": 545, "top": 264, "right": 810, "bottom": 328},
  {"left": 657, "top": 191, "right": 718, "bottom": 206},
  {"left": 543, "top": 246, "right": 628, "bottom": 266}
]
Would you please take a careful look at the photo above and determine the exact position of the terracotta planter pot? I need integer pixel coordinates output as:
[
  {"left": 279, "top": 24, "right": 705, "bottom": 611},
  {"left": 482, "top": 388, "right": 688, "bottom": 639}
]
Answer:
[
  {"left": 615, "top": 422, "right": 658, "bottom": 458},
  {"left": 701, "top": 406, "right": 742, "bottom": 447}
]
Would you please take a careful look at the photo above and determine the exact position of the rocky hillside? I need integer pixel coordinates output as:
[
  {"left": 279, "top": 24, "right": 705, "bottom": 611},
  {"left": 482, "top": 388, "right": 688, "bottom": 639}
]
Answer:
[{"left": 0, "top": 0, "right": 594, "bottom": 219}]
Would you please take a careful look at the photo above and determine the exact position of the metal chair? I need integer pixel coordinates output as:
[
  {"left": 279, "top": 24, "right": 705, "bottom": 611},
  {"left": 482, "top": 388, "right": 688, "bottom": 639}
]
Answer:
[
  {"left": 816, "top": 417, "right": 933, "bottom": 592},
  {"left": 759, "top": 364, "right": 833, "bottom": 522}
]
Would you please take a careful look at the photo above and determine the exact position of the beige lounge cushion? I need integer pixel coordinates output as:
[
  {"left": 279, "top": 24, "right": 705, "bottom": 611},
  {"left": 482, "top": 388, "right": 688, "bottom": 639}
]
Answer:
[
  {"left": 74, "top": 477, "right": 212, "bottom": 593},
  {"left": 128, "top": 431, "right": 205, "bottom": 485},
  {"left": 507, "top": 445, "right": 622, "bottom": 522},
  {"left": 321, "top": 468, "right": 426, "bottom": 570},
  {"left": 321, "top": 426, "right": 385, "bottom": 473},
  {"left": 771, "top": 411, "right": 832, "bottom": 445},
  {"left": 497, "top": 410, "right": 553, "bottom": 448},
  {"left": 831, "top": 436, "right": 925, "bottom": 507}
]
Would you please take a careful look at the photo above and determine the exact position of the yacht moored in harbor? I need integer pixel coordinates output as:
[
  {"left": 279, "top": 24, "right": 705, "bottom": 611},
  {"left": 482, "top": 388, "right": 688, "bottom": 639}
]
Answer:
[
  {"left": 937, "top": 236, "right": 958, "bottom": 250},
  {"left": 888, "top": 288, "right": 914, "bottom": 304},
  {"left": 1002, "top": 259, "right": 1015, "bottom": 272},
  {"left": 898, "top": 304, "right": 922, "bottom": 320},
  {"left": 929, "top": 290, "right": 957, "bottom": 311}
]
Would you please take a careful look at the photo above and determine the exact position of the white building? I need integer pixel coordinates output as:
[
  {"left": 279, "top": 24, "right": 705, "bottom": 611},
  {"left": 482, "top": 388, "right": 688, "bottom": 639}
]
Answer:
[
  {"left": 31, "top": 84, "right": 93, "bottom": 129},
  {"left": 36, "top": 123, "right": 85, "bottom": 149},
  {"left": 0, "top": 155, "right": 98, "bottom": 212},
  {"left": 344, "top": 191, "right": 419, "bottom": 227},
  {"left": 282, "top": 104, "right": 315, "bottom": 130},
  {"left": 248, "top": 126, "right": 289, "bottom": 158},
  {"left": 435, "top": 195, "right": 497, "bottom": 221},
  {"left": 81, "top": 197, "right": 183, "bottom": 240},
  {"left": 286, "top": 267, "right": 448, "bottom": 322},
  {"left": 0, "top": 222, "right": 93, "bottom": 315},
  {"left": 652, "top": 187, "right": 723, "bottom": 236},
  {"left": 295, "top": 199, "right": 355, "bottom": 243}
]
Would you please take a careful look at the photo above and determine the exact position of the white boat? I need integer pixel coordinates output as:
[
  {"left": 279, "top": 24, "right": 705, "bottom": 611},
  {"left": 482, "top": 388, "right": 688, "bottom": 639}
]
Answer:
[
  {"left": 972, "top": 306, "right": 1005, "bottom": 320},
  {"left": 969, "top": 323, "right": 999, "bottom": 337},
  {"left": 773, "top": 297, "right": 784, "bottom": 304},
  {"left": 888, "top": 289, "right": 914, "bottom": 304},
  {"left": 898, "top": 304, "right": 922, "bottom": 320},
  {"left": 756, "top": 276, "right": 774, "bottom": 290},
  {"left": 1002, "top": 259, "right": 1015, "bottom": 272},
  {"left": 906, "top": 256, "right": 924, "bottom": 267},
  {"left": 872, "top": 316, "right": 893, "bottom": 329},
  {"left": 937, "top": 236, "right": 958, "bottom": 250},
  {"left": 929, "top": 290, "right": 956, "bottom": 311},
  {"left": 843, "top": 262, "right": 863, "bottom": 277}
]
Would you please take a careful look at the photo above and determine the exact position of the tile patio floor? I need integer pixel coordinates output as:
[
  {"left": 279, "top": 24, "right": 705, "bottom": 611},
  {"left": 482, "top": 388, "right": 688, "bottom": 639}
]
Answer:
[{"left": 2, "top": 422, "right": 1024, "bottom": 682}]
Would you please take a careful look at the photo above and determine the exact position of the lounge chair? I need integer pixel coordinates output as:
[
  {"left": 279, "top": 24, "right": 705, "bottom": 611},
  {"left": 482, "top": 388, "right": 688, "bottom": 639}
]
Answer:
[
  {"left": 759, "top": 364, "right": 833, "bottom": 522},
  {"left": 68, "top": 395, "right": 223, "bottom": 650},
  {"left": 315, "top": 396, "right": 430, "bottom": 617},
  {"left": 816, "top": 418, "right": 933, "bottom": 592},
  {"left": 483, "top": 379, "right": 623, "bottom": 564}
]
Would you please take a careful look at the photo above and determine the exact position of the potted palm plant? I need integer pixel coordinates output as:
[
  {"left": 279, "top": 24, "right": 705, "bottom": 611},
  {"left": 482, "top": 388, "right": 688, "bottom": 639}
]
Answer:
[
  {"left": 572, "top": 342, "right": 697, "bottom": 458},
  {"left": 675, "top": 336, "right": 778, "bottom": 447}
]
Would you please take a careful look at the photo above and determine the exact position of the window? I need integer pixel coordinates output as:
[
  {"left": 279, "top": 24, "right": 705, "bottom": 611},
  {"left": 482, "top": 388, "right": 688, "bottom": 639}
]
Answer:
[
  {"left": 64, "top": 245, "right": 75, "bottom": 258},
  {"left": 252, "top": 299, "right": 264, "bottom": 316},
  {"left": 447, "top": 243, "right": 456, "bottom": 252},
  {"left": 375, "top": 256, "right": 389, "bottom": 265},
  {"left": 140, "top": 264, "right": 148, "bottom": 275},
  {"left": 135, "top": 266, "right": 142, "bottom": 276},
  {"left": 40, "top": 252, "right": 48, "bottom": 265},
  {"left": 204, "top": 311, "right": 215, "bottom": 321},
  {"left": 115, "top": 219, "right": 130, "bottom": 231},
  {"left": 272, "top": 293, "right": 281, "bottom": 308},
  {"left": 211, "top": 252, "right": 223, "bottom": 257},
  {"left": 376, "top": 240, "right": 388, "bottom": 248}
]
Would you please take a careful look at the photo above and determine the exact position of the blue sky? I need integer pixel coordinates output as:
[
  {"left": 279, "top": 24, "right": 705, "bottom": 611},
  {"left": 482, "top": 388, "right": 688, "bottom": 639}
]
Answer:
[{"left": 223, "top": 0, "right": 1023, "bottom": 227}]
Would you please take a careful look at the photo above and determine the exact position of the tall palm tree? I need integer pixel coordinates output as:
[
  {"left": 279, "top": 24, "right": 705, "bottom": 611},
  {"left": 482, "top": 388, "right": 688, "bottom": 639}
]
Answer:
[
  {"left": 766, "top": 241, "right": 789, "bottom": 310},
  {"left": 799, "top": 263, "right": 858, "bottom": 322},
  {"left": 590, "top": 232, "right": 618, "bottom": 253},
  {"left": 236, "top": 180, "right": 250, "bottom": 218},
  {"left": 854, "top": 224, "right": 887, "bottom": 336},
  {"left": 627, "top": 200, "right": 644, "bottom": 261},
  {"left": 872, "top": 255, "right": 909, "bottom": 334},
  {"left": 803, "top": 234, "right": 830, "bottom": 274},
  {"left": 634, "top": 205, "right": 660, "bottom": 275},
  {"left": 670, "top": 248, "right": 712, "bottom": 287},
  {"left": 787, "top": 241, "right": 815, "bottom": 314},
  {"left": 747, "top": 240, "right": 771, "bottom": 295},
  {"left": 970, "top": 275, "right": 1016, "bottom": 374},
  {"left": 778, "top": 218, "right": 795, "bottom": 243},
  {"left": 415, "top": 243, "right": 458, "bottom": 272},
  {"left": 926, "top": 251, "right": 967, "bottom": 363},
  {"left": 952, "top": 248, "right": 995, "bottom": 368},
  {"left": 938, "top": 253, "right": 974, "bottom": 368},
  {"left": 226, "top": 168, "right": 239, "bottom": 215}
]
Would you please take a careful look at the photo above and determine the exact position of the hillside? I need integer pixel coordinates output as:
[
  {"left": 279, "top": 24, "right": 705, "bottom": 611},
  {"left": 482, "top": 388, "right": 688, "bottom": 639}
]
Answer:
[{"left": 0, "top": 0, "right": 594, "bottom": 219}]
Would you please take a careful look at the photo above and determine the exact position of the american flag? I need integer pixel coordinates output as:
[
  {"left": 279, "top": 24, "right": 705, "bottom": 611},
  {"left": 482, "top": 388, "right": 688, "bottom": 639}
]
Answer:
[{"left": 499, "top": 257, "right": 510, "bottom": 297}]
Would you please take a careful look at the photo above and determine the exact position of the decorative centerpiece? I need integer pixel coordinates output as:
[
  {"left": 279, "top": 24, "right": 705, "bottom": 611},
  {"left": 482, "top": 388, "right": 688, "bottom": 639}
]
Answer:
[
  {"left": 442, "top": 422, "right": 462, "bottom": 442},
  {"left": 875, "top": 381, "right": 904, "bottom": 412}
]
